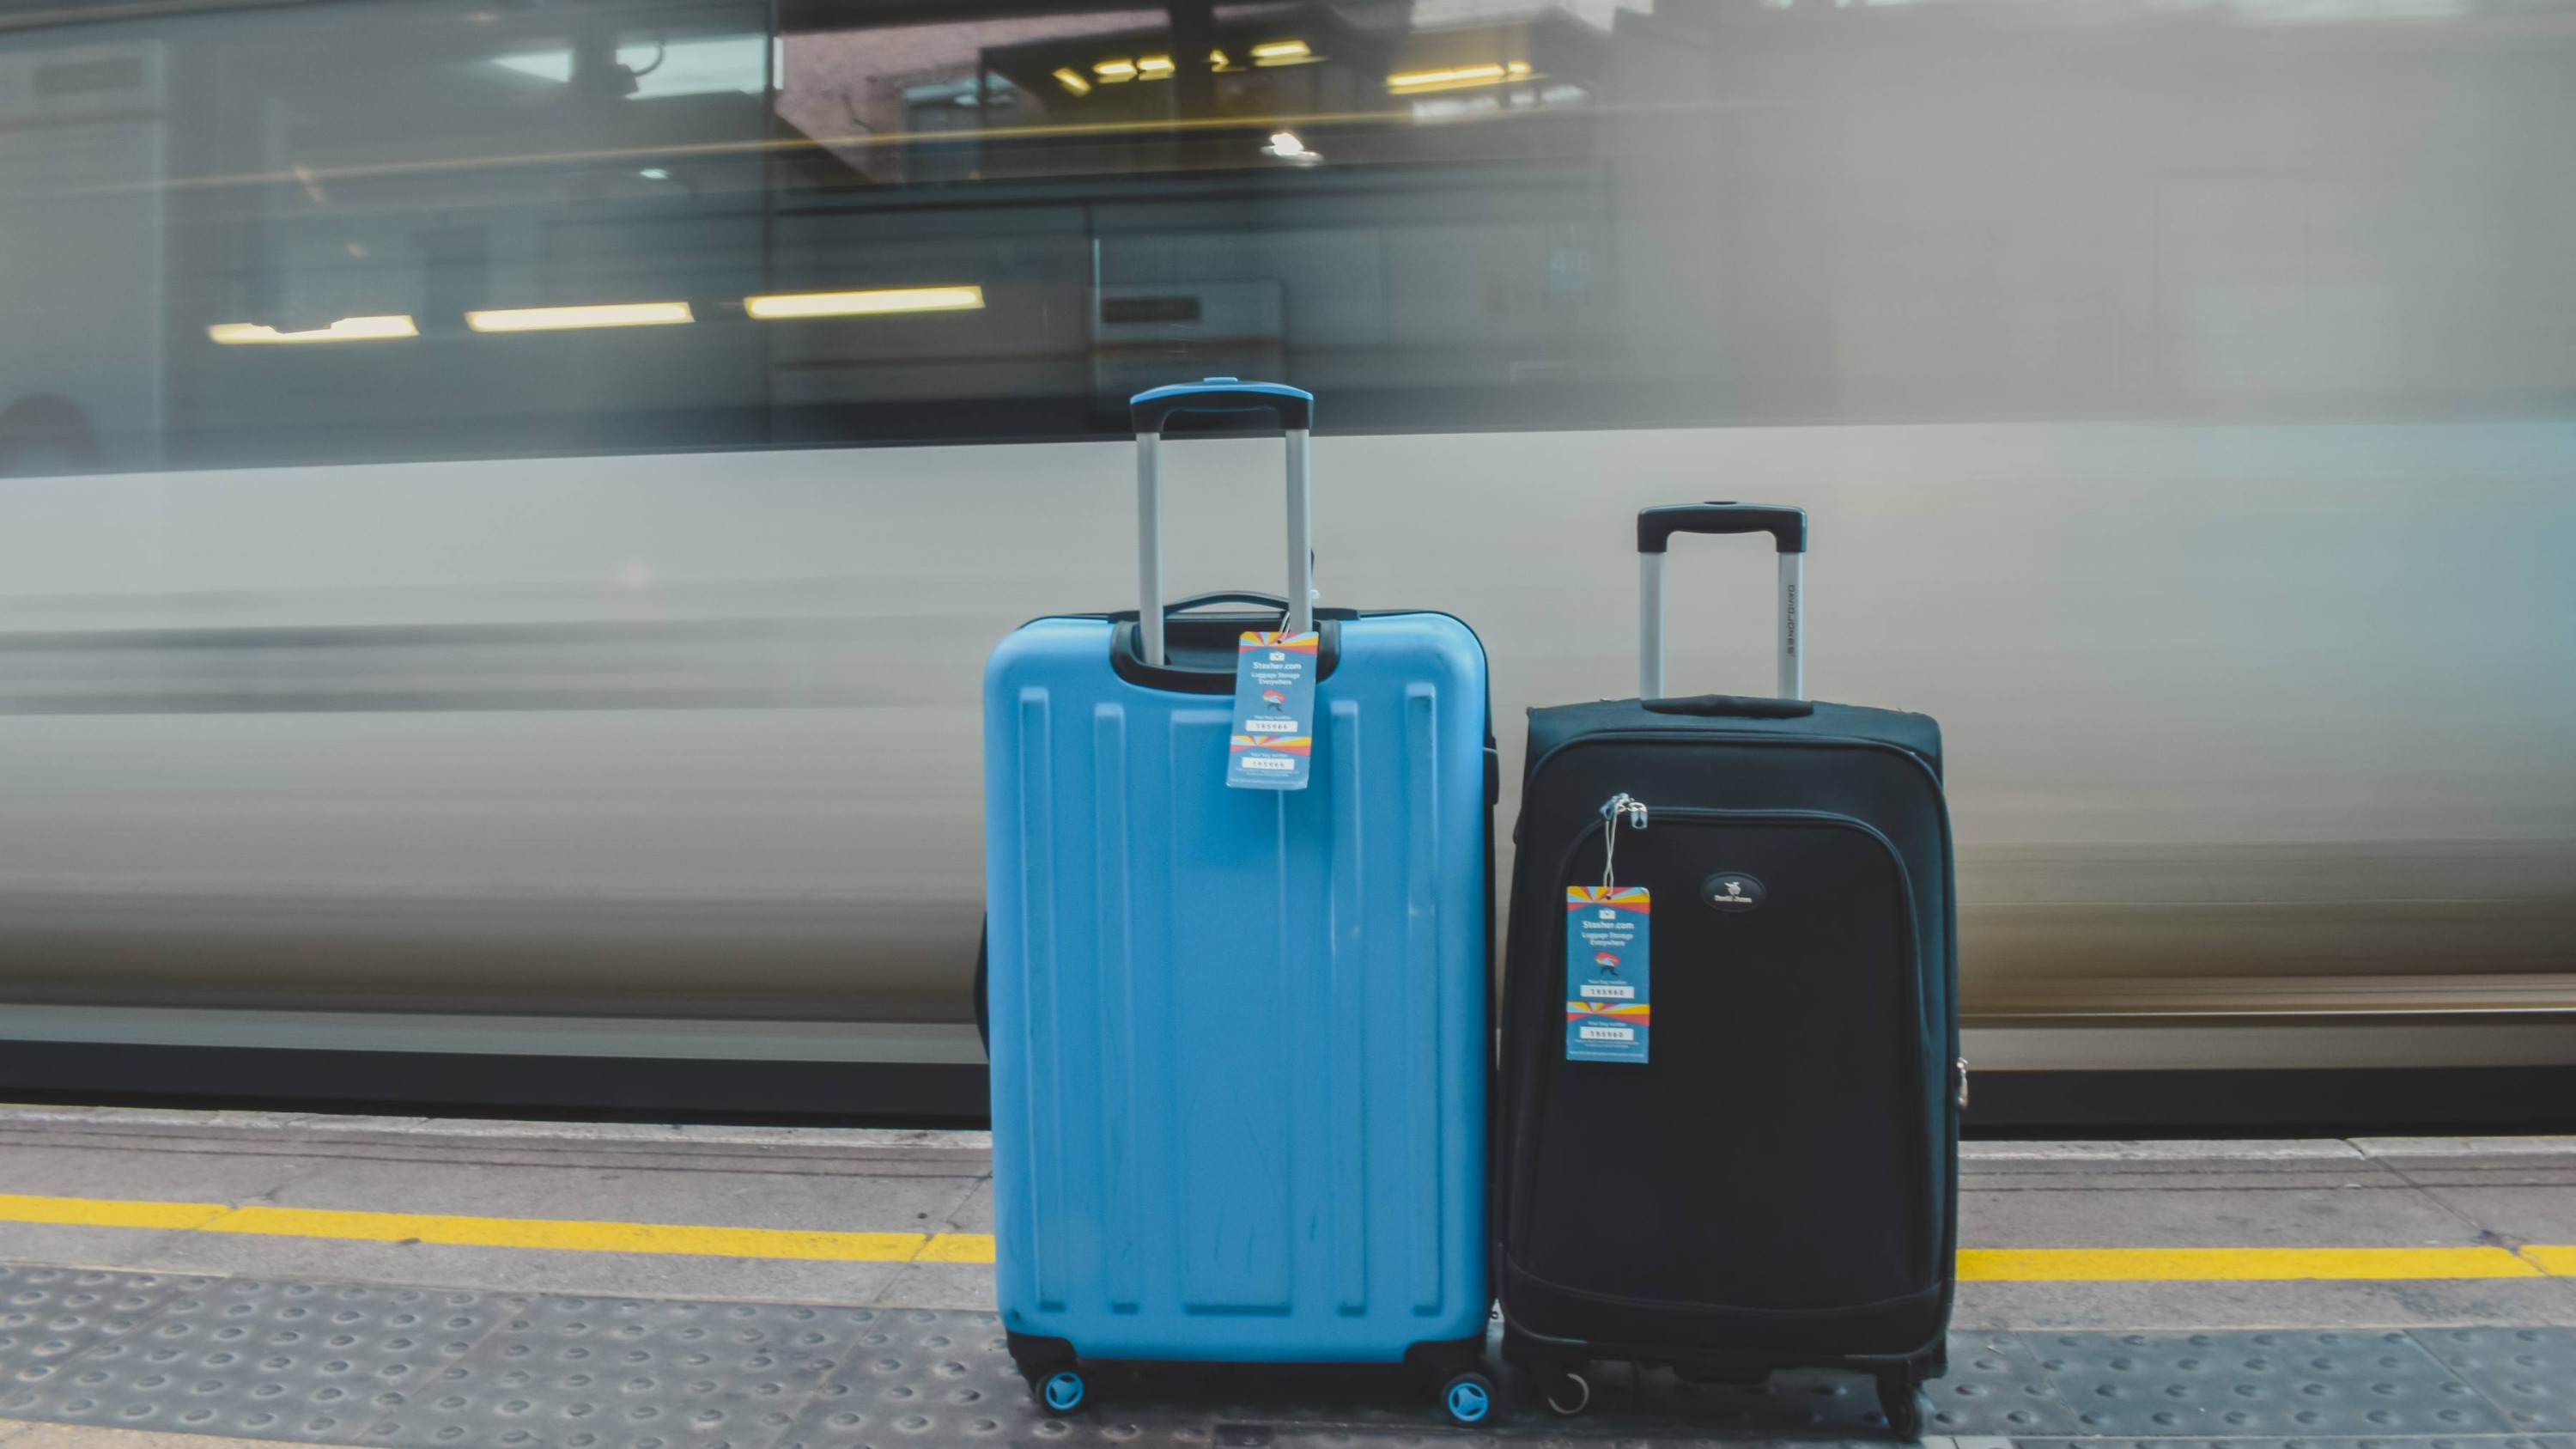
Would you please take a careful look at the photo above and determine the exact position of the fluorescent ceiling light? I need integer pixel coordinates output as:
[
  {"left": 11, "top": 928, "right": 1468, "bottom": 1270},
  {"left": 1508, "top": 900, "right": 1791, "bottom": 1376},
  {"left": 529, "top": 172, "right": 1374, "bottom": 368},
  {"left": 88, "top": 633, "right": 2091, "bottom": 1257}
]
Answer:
[
  {"left": 1136, "top": 54, "right": 1175, "bottom": 79},
  {"left": 465, "top": 301, "right": 693, "bottom": 332},
  {"left": 1093, "top": 58, "right": 1137, "bottom": 81},
  {"left": 743, "top": 286, "right": 986, "bottom": 320},
  {"left": 1053, "top": 66, "right": 1091, "bottom": 94},
  {"left": 490, "top": 49, "right": 573, "bottom": 83},
  {"left": 1249, "top": 39, "right": 1312, "bottom": 64},
  {"left": 207, "top": 314, "right": 417, "bottom": 345},
  {"left": 1388, "top": 60, "right": 1532, "bottom": 92},
  {"left": 489, "top": 34, "right": 764, "bottom": 99},
  {"left": 1209, "top": 48, "right": 1235, "bottom": 70},
  {"left": 1262, "top": 131, "right": 1321, "bottom": 162}
]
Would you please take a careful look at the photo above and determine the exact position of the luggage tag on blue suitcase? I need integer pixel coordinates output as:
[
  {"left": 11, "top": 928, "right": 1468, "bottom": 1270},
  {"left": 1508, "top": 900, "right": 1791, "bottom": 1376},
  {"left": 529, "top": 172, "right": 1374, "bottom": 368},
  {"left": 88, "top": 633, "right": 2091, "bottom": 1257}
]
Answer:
[{"left": 1226, "top": 630, "right": 1318, "bottom": 789}]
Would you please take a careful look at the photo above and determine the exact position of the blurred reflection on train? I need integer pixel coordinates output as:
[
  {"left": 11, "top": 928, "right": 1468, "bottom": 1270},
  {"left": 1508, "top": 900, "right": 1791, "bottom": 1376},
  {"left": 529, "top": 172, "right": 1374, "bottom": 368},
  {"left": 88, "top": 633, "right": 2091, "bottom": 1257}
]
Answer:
[{"left": 0, "top": 0, "right": 2568, "bottom": 1119}]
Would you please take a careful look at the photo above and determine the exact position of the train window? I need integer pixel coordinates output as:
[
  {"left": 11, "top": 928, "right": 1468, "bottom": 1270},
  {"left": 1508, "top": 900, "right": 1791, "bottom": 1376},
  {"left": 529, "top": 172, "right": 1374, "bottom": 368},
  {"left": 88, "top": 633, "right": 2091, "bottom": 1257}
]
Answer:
[{"left": 0, "top": 0, "right": 2569, "bottom": 474}]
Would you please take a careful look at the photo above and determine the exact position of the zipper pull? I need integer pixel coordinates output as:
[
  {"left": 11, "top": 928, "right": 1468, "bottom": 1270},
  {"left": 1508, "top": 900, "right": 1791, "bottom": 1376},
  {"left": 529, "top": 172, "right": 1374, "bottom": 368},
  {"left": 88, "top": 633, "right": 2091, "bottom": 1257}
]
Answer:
[{"left": 1597, "top": 794, "right": 1647, "bottom": 895}]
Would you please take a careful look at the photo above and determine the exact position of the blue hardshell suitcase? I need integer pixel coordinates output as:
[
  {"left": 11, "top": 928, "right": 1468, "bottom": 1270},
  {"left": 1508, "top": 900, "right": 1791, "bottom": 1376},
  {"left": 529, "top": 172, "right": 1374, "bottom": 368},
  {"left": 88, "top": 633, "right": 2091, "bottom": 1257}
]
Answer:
[{"left": 982, "top": 381, "right": 1498, "bottom": 1422}]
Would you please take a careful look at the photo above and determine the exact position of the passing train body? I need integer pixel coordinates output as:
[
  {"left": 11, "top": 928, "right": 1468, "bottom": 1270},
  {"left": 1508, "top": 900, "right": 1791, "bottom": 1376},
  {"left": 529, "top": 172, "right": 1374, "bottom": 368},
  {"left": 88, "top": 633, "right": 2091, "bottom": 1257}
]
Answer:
[{"left": 0, "top": 0, "right": 2569, "bottom": 1125}]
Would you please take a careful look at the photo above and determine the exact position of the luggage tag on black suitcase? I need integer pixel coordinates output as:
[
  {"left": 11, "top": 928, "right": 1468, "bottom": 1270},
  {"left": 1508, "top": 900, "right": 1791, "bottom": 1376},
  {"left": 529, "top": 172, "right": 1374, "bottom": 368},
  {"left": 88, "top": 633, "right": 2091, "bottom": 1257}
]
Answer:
[
  {"left": 1226, "top": 629, "right": 1319, "bottom": 788},
  {"left": 1565, "top": 793, "right": 1651, "bottom": 1063}
]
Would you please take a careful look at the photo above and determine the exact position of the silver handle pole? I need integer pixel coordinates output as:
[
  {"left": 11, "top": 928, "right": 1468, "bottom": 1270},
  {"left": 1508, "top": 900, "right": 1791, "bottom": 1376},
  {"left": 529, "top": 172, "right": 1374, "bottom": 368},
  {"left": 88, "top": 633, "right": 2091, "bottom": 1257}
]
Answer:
[
  {"left": 1639, "top": 551, "right": 1666, "bottom": 698},
  {"left": 1285, "top": 428, "right": 1314, "bottom": 635},
  {"left": 1137, "top": 429, "right": 1163, "bottom": 667},
  {"left": 1777, "top": 550, "right": 1804, "bottom": 701}
]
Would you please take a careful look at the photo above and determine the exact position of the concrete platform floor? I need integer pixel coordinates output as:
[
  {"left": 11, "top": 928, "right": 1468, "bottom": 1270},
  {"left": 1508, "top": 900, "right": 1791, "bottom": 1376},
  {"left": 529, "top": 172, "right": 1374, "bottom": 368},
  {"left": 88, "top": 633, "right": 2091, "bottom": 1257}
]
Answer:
[{"left": 0, "top": 1105, "right": 2573, "bottom": 1448}]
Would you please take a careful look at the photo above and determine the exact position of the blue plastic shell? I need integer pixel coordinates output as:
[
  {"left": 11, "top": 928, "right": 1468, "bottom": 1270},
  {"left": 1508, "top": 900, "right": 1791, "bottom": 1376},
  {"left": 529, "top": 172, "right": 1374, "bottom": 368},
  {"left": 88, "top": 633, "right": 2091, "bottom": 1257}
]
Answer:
[{"left": 984, "top": 612, "right": 1489, "bottom": 1363}]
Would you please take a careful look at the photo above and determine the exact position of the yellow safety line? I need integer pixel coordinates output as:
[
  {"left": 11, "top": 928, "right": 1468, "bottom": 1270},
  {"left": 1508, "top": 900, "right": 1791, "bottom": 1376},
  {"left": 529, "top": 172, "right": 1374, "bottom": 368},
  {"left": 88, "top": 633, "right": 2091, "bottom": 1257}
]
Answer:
[
  {"left": 2516, "top": 1243, "right": 2576, "bottom": 1275},
  {"left": 1957, "top": 1245, "right": 2547, "bottom": 1281},
  {"left": 0, "top": 1192, "right": 991, "bottom": 1263},
  {"left": 0, "top": 1192, "right": 231, "bottom": 1232},
  {"left": 0, "top": 1193, "right": 2566, "bottom": 1278}
]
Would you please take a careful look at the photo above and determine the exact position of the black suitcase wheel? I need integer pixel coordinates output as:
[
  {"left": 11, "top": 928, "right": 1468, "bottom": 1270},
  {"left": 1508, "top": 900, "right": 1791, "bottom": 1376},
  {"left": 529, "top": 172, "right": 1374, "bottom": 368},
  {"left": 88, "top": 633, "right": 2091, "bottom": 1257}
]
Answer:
[
  {"left": 1440, "top": 1370, "right": 1497, "bottom": 1427},
  {"left": 1539, "top": 1366, "right": 1591, "bottom": 1416},
  {"left": 1875, "top": 1367, "right": 1924, "bottom": 1440},
  {"left": 1034, "top": 1367, "right": 1090, "bottom": 1415}
]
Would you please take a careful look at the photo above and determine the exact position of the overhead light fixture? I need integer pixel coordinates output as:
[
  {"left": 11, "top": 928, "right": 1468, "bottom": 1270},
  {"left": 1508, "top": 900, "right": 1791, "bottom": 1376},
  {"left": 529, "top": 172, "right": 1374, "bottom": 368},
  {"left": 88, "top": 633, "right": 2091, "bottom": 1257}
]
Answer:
[
  {"left": 744, "top": 286, "right": 986, "bottom": 320},
  {"left": 207, "top": 314, "right": 417, "bottom": 345},
  {"left": 1053, "top": 66, "right": 1091, "bottom": 94},
  {"left": 1387, "top": 60, "right": 1533, "bottom": 93},
  {"left": 1261, "top": 131, "right": 1321, "bottom": 163},
  {"left": 1208, "top": 48, "right": 1235, "bottom": 70},
  {"left": 1093, "top": 58, "right": 1137, "bottom": 82},
  {"left": 1136, "top": 53, "right": 1175, "bottom": 79},
  {"left": 465, "top": 301, "right": 693, "bottom": 332},
  {"left": 489, "top": 35, "right": 766, "bottom": 100},
  {"left": 1249, "top": 39, "right": 1315, "bottom": 65}
]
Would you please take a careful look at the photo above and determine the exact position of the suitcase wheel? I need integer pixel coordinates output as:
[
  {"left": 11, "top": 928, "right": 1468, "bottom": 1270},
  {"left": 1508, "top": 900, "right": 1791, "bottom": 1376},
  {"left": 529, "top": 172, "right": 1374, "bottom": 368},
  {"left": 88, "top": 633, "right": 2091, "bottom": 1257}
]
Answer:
[
  {"left": 1440, "top": 1369, "right": 1497, "bottom": 1426},
  {"left": 1874, "top": 1367, "right": 1924, "bottom": 1440},
  {"left": 1540, "top": 1367, "right": 1592, "bottom": 1417},
  {"left": 1036, "top": 1367, "right": 1090, "bottom": 1415}
]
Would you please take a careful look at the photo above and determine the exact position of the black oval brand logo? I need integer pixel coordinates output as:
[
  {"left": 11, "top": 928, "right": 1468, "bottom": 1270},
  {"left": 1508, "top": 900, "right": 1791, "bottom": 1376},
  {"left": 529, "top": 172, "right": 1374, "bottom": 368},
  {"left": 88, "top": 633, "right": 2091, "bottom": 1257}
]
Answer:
[{"left": 1701, "top": 873, "right": 1765, "bottom": 912}]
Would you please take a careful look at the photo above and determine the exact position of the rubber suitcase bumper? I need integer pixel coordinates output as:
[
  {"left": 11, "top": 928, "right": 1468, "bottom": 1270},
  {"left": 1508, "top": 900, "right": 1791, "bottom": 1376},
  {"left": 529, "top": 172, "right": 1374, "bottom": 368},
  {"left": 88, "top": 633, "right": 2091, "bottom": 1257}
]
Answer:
[
  {"left": 1493, "top": 504, "right": 1958, "bottom": 1436},
  {"left": 982, "top": 381, "right": 1493, "bottom": 1416}
]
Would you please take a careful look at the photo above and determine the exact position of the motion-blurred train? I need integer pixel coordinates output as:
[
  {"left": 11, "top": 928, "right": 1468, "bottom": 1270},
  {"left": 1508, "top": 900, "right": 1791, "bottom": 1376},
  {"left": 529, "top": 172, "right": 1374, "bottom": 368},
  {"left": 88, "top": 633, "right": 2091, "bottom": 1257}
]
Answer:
[{"left": 0, "top": 0, "right": 2568, "bottom": 1126}]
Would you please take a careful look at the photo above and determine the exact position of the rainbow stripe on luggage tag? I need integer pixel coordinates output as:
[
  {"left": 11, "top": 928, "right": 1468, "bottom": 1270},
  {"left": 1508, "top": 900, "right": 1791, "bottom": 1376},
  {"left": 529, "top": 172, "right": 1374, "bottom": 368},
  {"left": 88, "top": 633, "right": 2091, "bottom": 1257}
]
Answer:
[
  {"left": 1240, "top": 631, "right": 1320, "bottom": 654},
  {"left": 1229, "top": 734, "right": 1313, "bottom": 757},
  {"left": 1565, "top": 886, "right": 1651, "bottom": 912}
]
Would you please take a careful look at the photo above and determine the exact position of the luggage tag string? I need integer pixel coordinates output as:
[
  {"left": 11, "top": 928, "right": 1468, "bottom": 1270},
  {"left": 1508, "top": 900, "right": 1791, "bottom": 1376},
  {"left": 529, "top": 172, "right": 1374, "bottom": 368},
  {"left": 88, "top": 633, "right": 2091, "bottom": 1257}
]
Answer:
[{"left": 1600, "top": 793, "right": 1647, "bottom": 893}]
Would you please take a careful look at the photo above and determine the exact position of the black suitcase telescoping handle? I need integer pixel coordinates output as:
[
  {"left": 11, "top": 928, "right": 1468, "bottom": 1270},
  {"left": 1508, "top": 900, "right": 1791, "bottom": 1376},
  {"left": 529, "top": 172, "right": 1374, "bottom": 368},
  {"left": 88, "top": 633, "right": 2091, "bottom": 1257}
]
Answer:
[
  {"left": 1129, "top": 378, "right": 1317, "bottom": 669},
  {"left": 1637, "top": 502, "right": 1807, "bottom": 703}
]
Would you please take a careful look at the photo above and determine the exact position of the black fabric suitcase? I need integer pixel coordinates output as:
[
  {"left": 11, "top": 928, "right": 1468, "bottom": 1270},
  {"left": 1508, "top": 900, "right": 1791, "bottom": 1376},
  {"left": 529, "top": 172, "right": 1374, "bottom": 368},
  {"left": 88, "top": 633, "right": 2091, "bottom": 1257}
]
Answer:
[{"left": 1494, "top": 503, "right": 1959, "bottom": 1438}]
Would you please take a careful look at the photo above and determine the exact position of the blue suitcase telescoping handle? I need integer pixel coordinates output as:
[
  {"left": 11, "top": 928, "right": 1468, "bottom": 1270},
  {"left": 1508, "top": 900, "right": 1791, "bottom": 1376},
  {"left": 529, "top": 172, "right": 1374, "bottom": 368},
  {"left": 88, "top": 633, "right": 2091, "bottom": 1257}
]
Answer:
[
  {"left": 1129, "top": 378, "right": 1316, "bottom": 668},
  {"left": 1637, "top": 502, "right": 1808, "bottom": 703}
]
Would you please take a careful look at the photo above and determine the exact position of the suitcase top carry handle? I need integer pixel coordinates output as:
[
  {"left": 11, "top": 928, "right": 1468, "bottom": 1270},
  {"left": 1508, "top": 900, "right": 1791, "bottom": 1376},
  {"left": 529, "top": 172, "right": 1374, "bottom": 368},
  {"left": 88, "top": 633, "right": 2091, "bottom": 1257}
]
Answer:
[
  {"left": 1637, "top": 501, "right": 1807, "bottom": 703},
  {"left": 1131, "top": 379, "right": 1314, "bottom": 434},
  {"left": 1130, "top": 378, "right": 1316, "bottom": 669},
  {"left": 1637, "top": 503, "right": 1806, "bottom": 557}
]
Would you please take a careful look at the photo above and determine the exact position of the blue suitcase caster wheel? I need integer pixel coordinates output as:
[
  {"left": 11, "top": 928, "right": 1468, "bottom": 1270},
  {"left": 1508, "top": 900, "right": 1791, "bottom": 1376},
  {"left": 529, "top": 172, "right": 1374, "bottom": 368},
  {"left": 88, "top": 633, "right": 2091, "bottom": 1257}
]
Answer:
[
  {"left": 1036, "top": 1367, "right": 1089, "bottom": 1414},
  {"left": 1441, "top": 1369, "right": 1497, "bottom": 1426}
]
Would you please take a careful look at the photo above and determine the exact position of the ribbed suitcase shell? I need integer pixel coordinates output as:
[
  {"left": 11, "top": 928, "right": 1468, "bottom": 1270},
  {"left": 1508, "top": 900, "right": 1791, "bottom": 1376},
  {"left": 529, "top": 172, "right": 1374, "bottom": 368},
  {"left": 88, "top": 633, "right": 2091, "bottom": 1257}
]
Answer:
[
  {"left": 983, "top": 611, "right": 1490, "bottom": 1364},
  {"left": 1497, "top": 699, "right": 1956, "bottom": 1371}
]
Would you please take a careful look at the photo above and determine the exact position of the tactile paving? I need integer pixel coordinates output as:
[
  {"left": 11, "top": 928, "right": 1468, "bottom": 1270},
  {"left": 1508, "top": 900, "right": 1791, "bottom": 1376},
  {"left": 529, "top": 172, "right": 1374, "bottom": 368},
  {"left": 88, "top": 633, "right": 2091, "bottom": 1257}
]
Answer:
[
  {"left": 2412, "top": 1325, "right": 2576, "bottom": 1433},
  {"left": 2012, "top": 1438, "right": 2576, "bottom": 1449},
  {"left": 0, "top": 1264, "right": 203, "bottom": 1398},
  {"left": 1925, "top": 1330, "right": 2083, "bottom": 1436},
  {"left": 2, "top": 1275, "right": 509, "bottom": 1443},
  {"left": 2026, "top": 1330, "right": 2512, "bottom": 1438},
  {"left": 774, "top": 1307, "right": 1017, "bottom": 1448},
  {"left": 393, "top": 1293, "right": 879, "bottom": 1449},
  {"left": 3, "top": 1267, "right": 2572, "bottom": 1448}
]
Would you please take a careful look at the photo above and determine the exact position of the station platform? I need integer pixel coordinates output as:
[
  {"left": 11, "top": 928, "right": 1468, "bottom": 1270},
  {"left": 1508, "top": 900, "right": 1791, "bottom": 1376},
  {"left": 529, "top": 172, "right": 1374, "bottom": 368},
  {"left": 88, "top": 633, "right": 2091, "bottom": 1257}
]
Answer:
[{"left": 0, "top": 1105, "right": 2570, "bottom": 1449}]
